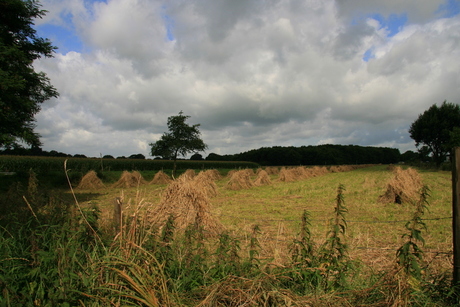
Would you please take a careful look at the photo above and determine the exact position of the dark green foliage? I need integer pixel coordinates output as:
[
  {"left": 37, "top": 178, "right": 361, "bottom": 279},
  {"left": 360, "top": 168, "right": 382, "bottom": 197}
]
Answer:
[
  {"left": 245, "top": 224, "right": 261, "bottom": 272},
  {"left": 396, "top": 186, "right": 430, "bottom": 279},
  {"left": 0, "top": 0, "right": 59, "bottom": 148},
  {"left": 409, "top": 101, "right": 460, "bottom": 166},
  {"left": 0, "top": 155, "right": 259, "bottom": 172},
  {"left": 150, "top": 111, "right": 207, "bottom": 177},
  {"left": 207, "top": 144, "right": 400, "bottom": 166},
  {"left": 211, "top": 231, "right": 242, "bottom": 279},
  {"left": 0, "top": 203, "right": 103, "bottom": 306},
  {"left": 319, "top": 184, "right": 350, "bottom": 287}
]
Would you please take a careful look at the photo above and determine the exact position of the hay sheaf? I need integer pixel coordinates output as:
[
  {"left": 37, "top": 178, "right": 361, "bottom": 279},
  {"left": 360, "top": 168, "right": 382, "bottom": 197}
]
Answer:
[
  {"left": 150, "top": 170, "right": 172, "bottom": 185},
  {"left": 112, "top": 171, "right": 147, "bottom": 188},
  {"left": 179, "top": 169, "right": 196, "bottom": 180},
  {"left": 226, "top": 169, "right": 238, "bottom": 178},
  {"left": 149, "top": 177, "right": 223, "bottom": 236},
  {"left": 194, "top": 170, "right": 219, "bottom": 198},
  {"left": 278, "top": 167, "right": 297, "bottom": 182},
  {"left": 253, "top": 169, "right": 272, "bottom": 186},
  {"left": 77, "top": 170, "right": 105, "bottom": 190},
  {"left": 292, "top": 166, "right": 310, "bottom": 180},
  {"left": 378, "top": 166, "right": 423, "bottom": 204},
  {"left": 264, "top": 166, "right": 279, "bottom": 175},
  {"left": 310, "top": 166, "right": 329, "bottom": 177},
  {"left": 226, "top": 170, "right": 253, "bottom": 190}
]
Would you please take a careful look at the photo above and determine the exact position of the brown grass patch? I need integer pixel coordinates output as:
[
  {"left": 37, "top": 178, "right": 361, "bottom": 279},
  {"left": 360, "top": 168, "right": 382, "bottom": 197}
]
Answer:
[
  {"left": 77, "top": 170, "right": 105, "bottom": 190},
  {"left": 112, "top": 171, "right": 147, "bottom": 188},
  {"left": 149, "top": 176, "right": 223, "bottom": 236},
  {"left": 226, "top": 170, "right": 253, "bottom": 190},
  {"left": 378, "top": 166, "right": 423, "bottom": 204},
  {"left": 150, "top": 170, "right": 172, "bottom": 185},
  {"left": 253, "top": 169, "right": 272, "bottom": 186}
]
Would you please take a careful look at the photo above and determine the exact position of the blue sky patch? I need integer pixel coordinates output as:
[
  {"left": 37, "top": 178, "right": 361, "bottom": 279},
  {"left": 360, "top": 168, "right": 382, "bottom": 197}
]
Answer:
[
  {"left": 36, "top": 23, "right": 84, "bottom": 53},
  {"left": 362, "top": 48, "right": 375, "bottom": 62},
  {"left": 161, "top": 6, "right": 175, "bottom": 41},
  {"left": 369, "top": 13, "right": 407, "bottom": 37},
  {"left": 437, "top": 0, "right": 460, "bottom": 18}
]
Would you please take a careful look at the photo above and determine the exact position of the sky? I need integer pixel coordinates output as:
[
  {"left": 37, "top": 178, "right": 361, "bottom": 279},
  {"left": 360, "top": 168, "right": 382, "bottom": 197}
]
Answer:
[{"left": 31, "top": 0, "right": 460, "bottom": 158}]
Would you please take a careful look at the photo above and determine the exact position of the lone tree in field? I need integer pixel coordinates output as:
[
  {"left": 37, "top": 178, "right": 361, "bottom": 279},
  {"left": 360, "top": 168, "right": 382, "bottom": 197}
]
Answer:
[
  {"left": 0, "top": 0, "right": 59, "bottom": 148},
  {"left": 409, "top": 101, "right": 460, "bottom": 166},
  {"left": 150, "top": 111, "right": 207, "bottom": 177}
]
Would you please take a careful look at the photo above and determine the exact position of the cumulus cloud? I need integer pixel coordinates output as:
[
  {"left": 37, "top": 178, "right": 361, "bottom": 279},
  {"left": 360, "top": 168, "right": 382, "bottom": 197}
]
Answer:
[{"left": 32, "top": 0, "right": 460, "bottom": 157}]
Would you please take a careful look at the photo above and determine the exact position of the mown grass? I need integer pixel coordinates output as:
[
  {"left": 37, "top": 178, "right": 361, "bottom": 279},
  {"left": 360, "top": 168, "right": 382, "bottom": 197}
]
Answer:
[{"left": 0, "top": 164, "right": 457, "bottom": 306}]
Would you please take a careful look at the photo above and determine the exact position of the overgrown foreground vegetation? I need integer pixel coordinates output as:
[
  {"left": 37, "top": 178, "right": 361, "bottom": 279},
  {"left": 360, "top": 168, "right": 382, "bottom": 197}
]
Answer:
[{"left": 0, "top": 165, "right": 458, "bottom": 306}]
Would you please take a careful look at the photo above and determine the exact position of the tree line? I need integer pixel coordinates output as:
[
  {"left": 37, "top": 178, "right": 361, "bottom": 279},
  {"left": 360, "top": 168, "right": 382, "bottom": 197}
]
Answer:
[{"left": 205, "top": 144, "right": 401, "bottom": 166}]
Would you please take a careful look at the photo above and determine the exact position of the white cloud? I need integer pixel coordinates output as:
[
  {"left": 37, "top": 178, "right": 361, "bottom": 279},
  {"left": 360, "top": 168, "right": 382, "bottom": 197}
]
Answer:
[{"left": 32, "top": 0, "right": 460, "bottom": 157}]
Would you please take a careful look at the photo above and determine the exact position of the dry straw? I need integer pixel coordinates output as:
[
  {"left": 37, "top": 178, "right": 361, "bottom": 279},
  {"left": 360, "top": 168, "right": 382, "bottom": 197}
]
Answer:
[
  {"left": 264, "top": 166, "right": 279, "bottom": 175},
  {"left": 149, "top": 176, "right": 223, "bottom": 236},
  {"left": 77, "top": 170, "right": 105, "bottom": 190},
  {"left": 112, "top": 171, "right": 147, "bottom": 188},
  {"left": 378, "top": 166, "right": 423, "bottom": 204},
  {"left": 226, "top": 170, "right": 254, "bottom": 190},
  {"left": 226, "top": 169, "right": 238, "bottom": 178},
  {"left": 194, "top": 170, "right": 219, "bottom": 198},
  {"left": 253, "top": 169, "right": 272, "bottom": 186},
  {"left": 201, "top": 169, "right": 222, "bottom": 180},
  {"left": 150, "top": 170, "right": 172, "bottom": 185},
  {"left": 310, "top": 166, "right": 329, "bottom": 176},
  {"left": 278, "top": 167, "right": 297, "bottom": 182},
  {"left": 179, "top": 169, "right": 196, "bottom": 180}
]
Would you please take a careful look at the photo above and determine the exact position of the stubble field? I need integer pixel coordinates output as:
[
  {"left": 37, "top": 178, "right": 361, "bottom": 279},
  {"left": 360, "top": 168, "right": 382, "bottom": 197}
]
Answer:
[{"left": 77, "top": 164, "right": 453, "bottom": 278}]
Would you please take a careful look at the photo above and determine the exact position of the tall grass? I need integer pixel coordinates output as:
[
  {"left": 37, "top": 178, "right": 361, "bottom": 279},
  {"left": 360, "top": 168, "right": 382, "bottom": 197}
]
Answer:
[{"left": 0, "top": 167, "right": 458, "bottom": 306}]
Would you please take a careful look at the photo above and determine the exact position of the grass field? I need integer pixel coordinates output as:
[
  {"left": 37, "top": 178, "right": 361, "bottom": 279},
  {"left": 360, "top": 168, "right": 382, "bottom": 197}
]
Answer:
[
  {"left": 0, "top": 164, "right": 456, "bottom": 306},
  {"left": 75, "top": 165, "right": 452, "bottom": 273}
]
